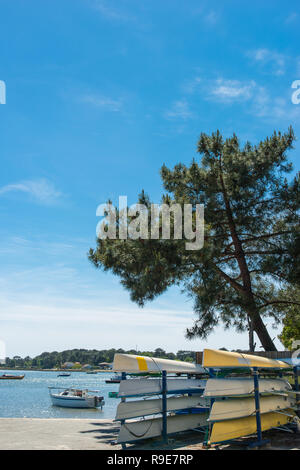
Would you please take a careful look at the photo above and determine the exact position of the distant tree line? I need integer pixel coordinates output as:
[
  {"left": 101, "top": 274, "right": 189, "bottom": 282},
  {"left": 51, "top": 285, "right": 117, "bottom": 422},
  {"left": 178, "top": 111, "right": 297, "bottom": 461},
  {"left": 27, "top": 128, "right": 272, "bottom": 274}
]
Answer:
[{"left": 3, "top": 348, "right": 196, "bottom": 369}]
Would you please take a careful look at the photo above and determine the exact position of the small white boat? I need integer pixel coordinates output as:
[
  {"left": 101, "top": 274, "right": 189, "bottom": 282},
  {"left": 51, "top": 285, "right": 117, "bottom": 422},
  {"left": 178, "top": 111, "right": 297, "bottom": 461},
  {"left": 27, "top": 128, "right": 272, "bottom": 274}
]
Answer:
[
  {"left": 48, "top": 387, "right": 105, "bottom": 409},
  {"left": 105, "top": 373, "right": 123, "bottom": 384}
]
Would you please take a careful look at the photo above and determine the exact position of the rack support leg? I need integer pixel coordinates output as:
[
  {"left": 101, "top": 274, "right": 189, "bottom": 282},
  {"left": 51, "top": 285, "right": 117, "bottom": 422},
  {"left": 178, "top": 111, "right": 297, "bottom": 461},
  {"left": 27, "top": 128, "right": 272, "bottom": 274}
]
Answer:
[
  {"left": 248, "top": 367, "right": 269, "bottom": 448},
  {"left": 162, "top": 370, "right": 167, "bottom": 444}
]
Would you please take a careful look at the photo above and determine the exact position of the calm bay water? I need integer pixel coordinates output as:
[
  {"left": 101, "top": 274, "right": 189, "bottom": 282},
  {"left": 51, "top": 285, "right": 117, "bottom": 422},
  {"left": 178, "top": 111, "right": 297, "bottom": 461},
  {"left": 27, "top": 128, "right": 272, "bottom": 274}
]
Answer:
[{"left": 0, "top": 370, "right": 119, "bottom": 419}]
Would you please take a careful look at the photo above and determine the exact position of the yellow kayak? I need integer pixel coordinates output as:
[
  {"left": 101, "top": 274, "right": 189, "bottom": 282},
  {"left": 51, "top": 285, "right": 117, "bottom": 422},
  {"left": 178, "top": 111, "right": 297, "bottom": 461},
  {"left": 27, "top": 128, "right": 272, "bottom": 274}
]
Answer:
[
  {"left": 203, "top": 349, "right": 290, "bottom": 369},
  {"left": 209, "top": 409, "right": 296, "bottom": 444},
  {"left": 208, "top": 395, "right": 296, "bottom": 421}
]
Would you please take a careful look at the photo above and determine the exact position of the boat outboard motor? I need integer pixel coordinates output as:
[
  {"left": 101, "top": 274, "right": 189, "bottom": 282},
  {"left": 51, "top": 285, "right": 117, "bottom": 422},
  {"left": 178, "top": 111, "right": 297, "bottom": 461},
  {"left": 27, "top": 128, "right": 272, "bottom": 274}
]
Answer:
[{"left": 95, "top": 396, "right": 104, "bottom": 408}]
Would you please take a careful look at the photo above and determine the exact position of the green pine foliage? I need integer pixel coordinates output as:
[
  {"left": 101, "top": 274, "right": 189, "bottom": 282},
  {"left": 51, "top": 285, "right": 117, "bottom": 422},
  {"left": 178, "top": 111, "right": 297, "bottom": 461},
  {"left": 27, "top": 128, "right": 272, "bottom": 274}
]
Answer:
[
  {"left": 89, "top": 129, "right": 300, "bottom": 351},
  {"left": 277, "top": 286, "right": 300, "bottom": 349}
]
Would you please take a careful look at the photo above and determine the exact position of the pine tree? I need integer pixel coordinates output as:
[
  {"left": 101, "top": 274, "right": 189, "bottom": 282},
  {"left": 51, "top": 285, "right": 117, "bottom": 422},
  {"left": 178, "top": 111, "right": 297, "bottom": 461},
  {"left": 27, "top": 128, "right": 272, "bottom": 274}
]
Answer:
[{"left": 89, "top": 129, "right": 300, "bottom": 351}]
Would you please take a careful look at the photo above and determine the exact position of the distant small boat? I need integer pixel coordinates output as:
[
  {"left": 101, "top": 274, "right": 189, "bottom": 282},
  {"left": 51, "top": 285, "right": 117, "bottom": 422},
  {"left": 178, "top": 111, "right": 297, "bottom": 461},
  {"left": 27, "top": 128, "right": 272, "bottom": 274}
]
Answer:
[
  {"left": 105, "top": 373, "right": 123, "bottom": 384},
  {"left": 86, "top": 371, "right": 97, "bottom": 374},
  {"left": 49, "top": 387, "right": 105, "bottom": 409},
  {"left": 0, "top": 374, "right": 25, "bottom": 380},
  {"left": 57, "top": 373, "right": 71, "bottom": 377}
]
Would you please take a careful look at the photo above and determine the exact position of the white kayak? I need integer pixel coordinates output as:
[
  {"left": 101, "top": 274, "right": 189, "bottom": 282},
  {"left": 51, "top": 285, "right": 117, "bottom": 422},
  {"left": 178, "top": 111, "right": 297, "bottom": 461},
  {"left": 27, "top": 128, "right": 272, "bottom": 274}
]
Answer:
[
  {"left": 115, "top": 395, "right": 210, "bottom": 420},
  {"left": 208, "top": 394, "right": 296, "bottom": 421},
  {"left": 117, "top": 411, "right": 209, "bottom": 443},
  {"left": 118, "top": 378, "right": 206, "bottom": 398},
  {"left": 203, "top": 377, "right": 292, "bottom": 397},
  {"left": 113, "top": 353, "right": 205, "bottom": 374}
]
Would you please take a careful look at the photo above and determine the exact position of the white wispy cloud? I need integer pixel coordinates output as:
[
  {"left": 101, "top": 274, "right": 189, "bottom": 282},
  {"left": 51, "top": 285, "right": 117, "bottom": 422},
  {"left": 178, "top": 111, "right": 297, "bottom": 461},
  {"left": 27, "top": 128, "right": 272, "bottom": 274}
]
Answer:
[
  {"left": 181, "top": 75, "right": 257, "bottom": 104},
  {"left": 182, "top": 76, "right": 202, "bottom": 94},
  {"left": 0, "top": 236, "right": 76, "bottom": 257},
  {"left": 92, "top": 0, "right": 135, "bottom": 22},
  {"left": 191, "top": 6, "right": 220, "bottom": 27},
  {"left": 247, "top": 48, "right": 287, "bottom": 76},
  {"left": 209, "top": 79, "right": 300, "bottom": 121},
  {"left": 285, "top": 12, "right": 298, "bottom": 24},
  {"left": 204, "top": 10, "right": 219, "bottom": 26},
  {"left": 80, "top": 94, "right": 123, "bottom": 112},
  {"left": 252, "top": 88, "right": 300, "bottom": 121},
  {"left": 164, "top": 99, "right": 194, "bottom": 120},
  {"left": 296, "top": 57, "right": 300, "bottom": 76},
  {"left": 209, "top": 79, "right": 256, "bottom": 103},
  {"left": 176, "top": 72, "right": 300, "bottom": 123},
  {"left": 0, "top": 260, "right": 198, "bottom": 355},
  {"left": 0, "top": 288, "right": 282, "bottom": 356},
  {"left": 0, "top": 179, "right": 62, "bottom": 205}
]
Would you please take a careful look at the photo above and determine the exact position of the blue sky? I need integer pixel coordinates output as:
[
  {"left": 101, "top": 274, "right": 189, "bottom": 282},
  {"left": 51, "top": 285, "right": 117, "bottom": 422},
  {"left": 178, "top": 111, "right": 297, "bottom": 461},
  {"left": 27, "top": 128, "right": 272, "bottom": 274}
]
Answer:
[{"left": 0, "top": 0, "right": 299, "bottom": 357}]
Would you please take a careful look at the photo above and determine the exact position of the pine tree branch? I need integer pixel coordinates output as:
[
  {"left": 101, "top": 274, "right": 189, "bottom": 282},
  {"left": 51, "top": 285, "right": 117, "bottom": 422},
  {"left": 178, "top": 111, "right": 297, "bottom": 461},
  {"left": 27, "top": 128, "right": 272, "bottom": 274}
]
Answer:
[
  {"left": 233, "top": 196, "right": 279, "bottom": 212},
  {"left": 215, "top": 255, "right": 237, "bottom": 263},
  {"left": 244, "top": 250, "right": 288, "bottom": 256},
  {"left": 213, "top": 265, "right": 246, "bottom": 295},
  {"left": 240, "top": 231, "right": 292, "bottom": 244},
  {"left": 258, "top": 300, "right": 300, "bottom": 310},
  {"left": 224, "top": 231, "right": 291, "bottom": 250}
]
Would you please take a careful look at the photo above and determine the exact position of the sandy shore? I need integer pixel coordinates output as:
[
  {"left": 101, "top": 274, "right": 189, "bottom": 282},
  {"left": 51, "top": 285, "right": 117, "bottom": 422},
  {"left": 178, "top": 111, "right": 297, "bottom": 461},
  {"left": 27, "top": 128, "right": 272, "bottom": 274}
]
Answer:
[
  {"left": 0, "top": 418, "right": 122, "bottom": 450},
  {"left": 1, "top": 418, "right": 299, "bottom": 450}
]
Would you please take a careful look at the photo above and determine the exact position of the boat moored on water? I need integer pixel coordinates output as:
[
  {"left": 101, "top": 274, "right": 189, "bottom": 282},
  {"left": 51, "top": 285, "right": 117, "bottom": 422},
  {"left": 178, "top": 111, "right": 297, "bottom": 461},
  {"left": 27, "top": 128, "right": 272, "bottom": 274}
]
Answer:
[
  {"left": 105, "top": 373, "right": 123, "bottom": 384},
  {"left": 48, "top": 387, "right": 105, "bottom": 409},
  {"left": 0, "top": 374, "right": 25, "bottom": 380}
]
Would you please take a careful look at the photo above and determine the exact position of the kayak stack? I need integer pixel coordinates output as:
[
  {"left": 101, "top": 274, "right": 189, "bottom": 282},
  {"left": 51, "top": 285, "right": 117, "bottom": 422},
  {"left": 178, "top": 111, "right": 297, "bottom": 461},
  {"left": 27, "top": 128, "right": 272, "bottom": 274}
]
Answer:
[
  {"left": 112, "top": 353, "right": 209, "bottom": 445},
  {"left": 111, "top": 350, "right": 299, "bottom": 447}
]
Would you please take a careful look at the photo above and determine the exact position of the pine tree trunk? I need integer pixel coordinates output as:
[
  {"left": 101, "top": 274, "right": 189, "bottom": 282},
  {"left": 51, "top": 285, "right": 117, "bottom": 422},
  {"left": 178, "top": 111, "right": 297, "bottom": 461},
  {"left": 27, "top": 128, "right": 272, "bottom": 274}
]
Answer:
[
  {"left": 247, "top": 305, "right": 277, "bottom": 351},
  {"left": 218, "top": 159, "right": 278, "bottom": 352},
  {"left": 248, "top": 318, "right": 255, "bottom": 352}
]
